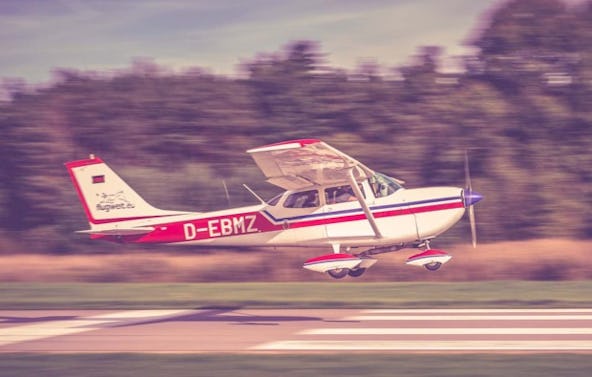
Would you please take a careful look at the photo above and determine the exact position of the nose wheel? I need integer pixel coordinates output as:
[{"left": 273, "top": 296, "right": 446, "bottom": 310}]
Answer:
[
  {"left": 422, "top": 240, "right": 440, "bottom": 271},
  {"left": 406, "top": 239, "right": 451, "bottom": 271},
  {"left": 421, "top": 240, "right": 442, "bottom": 271}
]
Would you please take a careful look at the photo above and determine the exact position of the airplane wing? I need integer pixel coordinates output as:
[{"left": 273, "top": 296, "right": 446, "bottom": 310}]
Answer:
[{"left": 247, "top": 139, "right": 375, "bottom": 190}]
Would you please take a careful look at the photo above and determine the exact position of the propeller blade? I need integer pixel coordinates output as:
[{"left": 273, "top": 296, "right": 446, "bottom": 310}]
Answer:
[
  {"left": 464, "top": 150, "right": 472, "bottom": 191},
  {"left": 469, "top": 204, "right": 477, "bottom": 248},
  {"left": 464, "top": 151, "right": 480, "bottom": 248}
]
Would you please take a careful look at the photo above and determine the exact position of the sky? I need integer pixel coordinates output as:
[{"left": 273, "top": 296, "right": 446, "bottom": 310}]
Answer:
[{"left": 2, "top": 0, "right": 503, "bottom": 84}]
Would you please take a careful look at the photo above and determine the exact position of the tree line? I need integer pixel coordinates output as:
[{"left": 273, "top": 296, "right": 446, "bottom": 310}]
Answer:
[{"left": 0, "top": 0, "right": 590, "bottom": 253}]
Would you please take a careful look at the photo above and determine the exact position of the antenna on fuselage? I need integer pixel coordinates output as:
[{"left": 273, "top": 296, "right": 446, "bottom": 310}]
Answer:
[
  {"left": 242, "top": 184, "right": 266, "bottom": 205},
  {"left": 222, "top": 180, "right": 231, "bottom": 207}
]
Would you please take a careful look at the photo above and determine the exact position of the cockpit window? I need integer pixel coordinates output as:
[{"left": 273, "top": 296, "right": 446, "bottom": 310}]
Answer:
[
  {"left": 283, "top": 190, "right": 319, "bottom": 208},
  {"left": 369, "top": 173, "right": 402, "bottom": 198},
  {"left": 325, "top": 185, "right": 364, "bottom": 204}
]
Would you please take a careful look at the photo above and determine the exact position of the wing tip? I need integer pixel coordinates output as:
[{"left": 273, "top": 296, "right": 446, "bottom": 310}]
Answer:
[
  {"left": 65, "top": 156, "right": 104, "bottom": 169},
  {"left": 247, "top": 139, "right": 321, "bottom": 154}
]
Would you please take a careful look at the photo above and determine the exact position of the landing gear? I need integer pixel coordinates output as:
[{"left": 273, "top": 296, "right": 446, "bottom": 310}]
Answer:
[
  {"left": 420, "top": 240, "right": 442, "bottom": 271},
  {"left": 406, "top": 239, "right": 452, "bottom": 271},
  {"left": 348, "top": 268, "right": 366, "bottom": 277},
  {"left": 327, "top": 268, "right": 349, "bottom": 279},
  {"left": 326, "top": 267, "right": 367, "bottom": 279}
]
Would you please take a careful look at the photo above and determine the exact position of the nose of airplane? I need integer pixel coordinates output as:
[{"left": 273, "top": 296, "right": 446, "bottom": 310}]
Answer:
[{"left": 463, "top": 189, "right": 483, "bottom": 207}]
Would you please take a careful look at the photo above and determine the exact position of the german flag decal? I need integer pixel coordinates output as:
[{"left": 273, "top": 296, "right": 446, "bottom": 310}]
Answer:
[{"left": 92, "top": 175, "right": 105, "bottom": 184}]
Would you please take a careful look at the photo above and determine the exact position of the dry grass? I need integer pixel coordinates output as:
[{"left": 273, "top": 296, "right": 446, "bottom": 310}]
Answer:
[{"left": 0, "top": 239, "right": 590, "bottom": 282}]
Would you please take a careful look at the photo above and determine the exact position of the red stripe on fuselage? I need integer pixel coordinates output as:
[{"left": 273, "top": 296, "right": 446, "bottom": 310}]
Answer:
[
  {"left": 378, "top": 201, "right": 464, "bottom": 217},
  {"left": 110, "top": 199, "right": 464, "bottom": 244}
]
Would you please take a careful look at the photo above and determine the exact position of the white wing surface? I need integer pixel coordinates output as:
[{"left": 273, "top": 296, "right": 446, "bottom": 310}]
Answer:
[{"left": 247, "top": 139, "right": 375, "bottom": 190}]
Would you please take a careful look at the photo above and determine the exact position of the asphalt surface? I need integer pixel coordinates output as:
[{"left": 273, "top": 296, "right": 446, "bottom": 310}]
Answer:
[{"left": 1, "top": 308, "right": 592, "bottom": 353}]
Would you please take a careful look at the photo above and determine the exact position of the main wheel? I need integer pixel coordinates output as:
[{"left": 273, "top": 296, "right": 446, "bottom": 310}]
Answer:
[
  {"left": 348, "top": 268, "right": 366, "bottom": 277},
  {"left": 424, "top": 262, "right": 442, "bottom": 271},
  {"left": 327, "top": 268, "right": 349, "bottom": 279}
]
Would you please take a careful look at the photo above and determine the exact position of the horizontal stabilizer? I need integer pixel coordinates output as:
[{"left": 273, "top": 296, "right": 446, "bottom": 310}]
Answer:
[{"left": 76, "top": 227, "right": 155, "bottom": 236}]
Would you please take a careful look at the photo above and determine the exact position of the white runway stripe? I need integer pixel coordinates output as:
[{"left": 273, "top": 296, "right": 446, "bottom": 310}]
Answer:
[
  {"left": 0, "top": 310, "right": 191, "bottom": 347},
  {"left": 254, "top": 340, "right": 592, "bottom": 351},
  {"left": 256, "top": 309, "right": 592, "bottom": 352},
  {"left": 364, "top": 309, "right": 592, "bottom": 313},
  {"left": 302, "top": 327, "right": 592, "bottom": 335},
  {"left": 346, "top": 315, "right": 592, "bottom": 321},
  {"left": 88, "top": 310, "right": 190, "bottom": 319},
  {"left": 0, "top": 320, "right": 112, "bottom": 346}
]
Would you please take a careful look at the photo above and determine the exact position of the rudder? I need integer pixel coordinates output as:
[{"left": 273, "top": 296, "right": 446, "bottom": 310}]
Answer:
[{"left": 65, "top": 155, "right": 184, "bottom": 225}]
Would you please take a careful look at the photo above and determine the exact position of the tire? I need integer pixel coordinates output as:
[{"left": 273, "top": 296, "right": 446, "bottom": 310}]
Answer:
[
  {"left": 424, "top": 262, "right": 442, "bottom": 271},
  {"left": 327, "top": 268, "right": 349, "bottom": 279},
  {"left": 348, "top": 268, "right": 366, "bottom": 277}
]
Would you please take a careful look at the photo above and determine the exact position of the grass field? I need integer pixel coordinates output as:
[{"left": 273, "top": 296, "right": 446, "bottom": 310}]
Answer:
[
  {"left": 1, "top": 281, "right": 592, "bottom": 309},
  {"left": 1, "top": 239, "right": 591, "bottom": 282},
  {"left": 1, "top": 354, "right": 592, "bottom": 377}
]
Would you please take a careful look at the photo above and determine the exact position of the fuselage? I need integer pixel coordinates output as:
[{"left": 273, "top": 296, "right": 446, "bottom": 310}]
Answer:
[
  {"left": 66, "top": 141, "right": 483, "bottom": 277},
  {"left": 95, "top": 179, "right": 467, "bottom": 249}
]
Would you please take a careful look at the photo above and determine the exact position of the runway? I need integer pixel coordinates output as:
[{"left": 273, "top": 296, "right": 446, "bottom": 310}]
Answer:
[{"left": 1, "top": 308, "right": 592, "bottom": 353}]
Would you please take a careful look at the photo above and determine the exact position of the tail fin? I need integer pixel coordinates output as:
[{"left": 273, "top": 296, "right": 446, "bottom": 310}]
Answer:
[{"left": 65, "top": 155, "right": 185, "bottom": 226}]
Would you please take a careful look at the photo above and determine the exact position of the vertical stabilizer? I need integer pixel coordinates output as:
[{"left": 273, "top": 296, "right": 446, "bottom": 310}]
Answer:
[{"left": 65, "top": 156, "right": 185, "bottom": 225}]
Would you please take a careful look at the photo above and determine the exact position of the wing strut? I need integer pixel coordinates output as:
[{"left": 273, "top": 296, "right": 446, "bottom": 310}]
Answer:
[{"left": 347, "top": 168, "right": 383, "bottom": 239}]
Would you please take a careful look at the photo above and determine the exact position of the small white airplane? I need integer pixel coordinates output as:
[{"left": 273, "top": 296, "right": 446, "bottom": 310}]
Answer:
[{"left": 66, "top": 139, "right": 482, "bottom": 279}]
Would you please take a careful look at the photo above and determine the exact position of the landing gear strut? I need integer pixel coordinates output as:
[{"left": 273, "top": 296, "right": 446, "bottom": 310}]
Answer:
[
  {"left": 420, "top": 240, "right": 442, "bottom": 271},
  {"left": 423, "top": 240, "right": 442, "bottom": 271}
]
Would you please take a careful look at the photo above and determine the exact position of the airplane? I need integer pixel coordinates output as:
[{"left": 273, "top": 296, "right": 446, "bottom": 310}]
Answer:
[{"left": 65, "top": 139, "right": 483, "bottom": 279}]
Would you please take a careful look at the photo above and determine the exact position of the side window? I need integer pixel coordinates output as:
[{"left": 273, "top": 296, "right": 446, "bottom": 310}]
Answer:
[
  {"left": 283, "top": 190, "right": 319, "bottom": 208},
  {"left": 325, "top": 185, "right": 364, "bottom": 204},
  {"left": 369, "top": 173, "right": 401, "bottom": 198}
]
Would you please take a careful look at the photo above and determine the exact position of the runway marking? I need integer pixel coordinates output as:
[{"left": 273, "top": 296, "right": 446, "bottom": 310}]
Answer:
[
  {"left": 346, "top": 315, "right": 592, "bottom": 321},
  {"left": 348, "top": 309, "right": 592, "bottom": 321},
  {"left": 3, "top": 308, "right": 592, "bottom": 353},
  {"left": 88, "top": 310, "right": 190, "bottom": 319},
  {"left": 253, "top": 340, "right": 592, "bottom": 351},
  {"left": 0, "top": 320, "right": 113, "bottom": 346},
  {"left": 364, "top": 309, "right": 592, "bottom": 313},
  {"left": 255, "top": 309, "right": 592, "bottom": 352},
  {"left": 0, "top": 310, "right": 191, "bottom": 347},
  {"left": 302, "top": 328, "right": 592, "bottom": 335}
]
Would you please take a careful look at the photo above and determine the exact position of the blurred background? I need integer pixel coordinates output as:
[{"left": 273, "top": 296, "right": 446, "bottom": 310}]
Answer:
[{"left": 0, "top": 0, "right": 590, "bottom": 281}]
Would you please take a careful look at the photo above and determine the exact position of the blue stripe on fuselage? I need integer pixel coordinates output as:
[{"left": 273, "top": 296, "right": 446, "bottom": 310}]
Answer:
[{"left": 262, "top": 196, "right": 460, "bottom": 223}]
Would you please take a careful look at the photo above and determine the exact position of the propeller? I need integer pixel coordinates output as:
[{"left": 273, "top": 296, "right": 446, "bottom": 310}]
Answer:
[{"left": 463, "top": 151, "right": 483, "bottom": 248}]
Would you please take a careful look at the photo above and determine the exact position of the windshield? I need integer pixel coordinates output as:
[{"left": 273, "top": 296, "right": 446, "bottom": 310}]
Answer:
[
  {"left": 369, "top": 172, "right": 402, "bottom": 198},
  {"left": 266, "top": 193, "right": 283, "bottom": 206}
]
